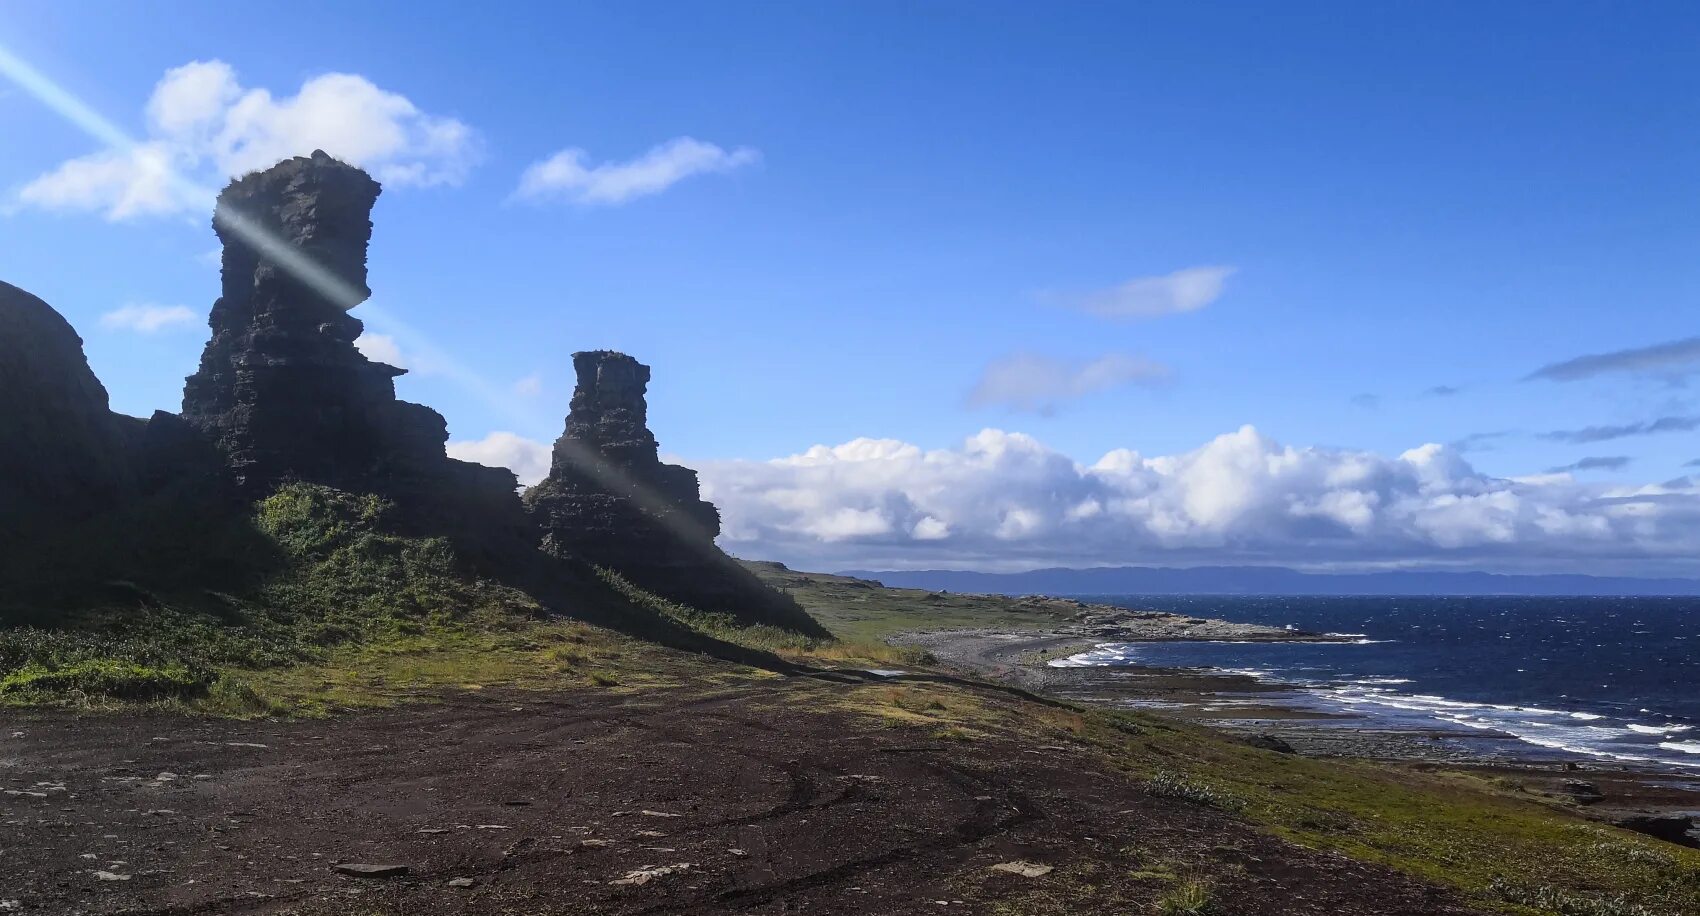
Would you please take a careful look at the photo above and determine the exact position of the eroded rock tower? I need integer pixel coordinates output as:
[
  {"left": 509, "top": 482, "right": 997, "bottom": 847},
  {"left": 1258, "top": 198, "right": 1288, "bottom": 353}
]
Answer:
[
  {"left": 179, "top": 151, "right": 526, "bottom": 543},
  {"left": 528, "top": 351, "right": 825, "bottom": 634}
]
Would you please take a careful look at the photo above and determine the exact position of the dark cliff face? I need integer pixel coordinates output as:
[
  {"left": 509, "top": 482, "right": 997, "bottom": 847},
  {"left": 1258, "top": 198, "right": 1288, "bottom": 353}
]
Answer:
[
  {"left": 0, "top": 281, "right": 133, "bottom": 536},
  {"left": 2, "top": 153, "right": 822, "bottom": 635},
  {"left": 528, "top": 351, "right": 826, "bottom": 635},
  {"left": 177, "top": 152, "right": 526, "bottom": 549},
  {"left": 181, "top": 151, "right": 406, "bottom": 493}
]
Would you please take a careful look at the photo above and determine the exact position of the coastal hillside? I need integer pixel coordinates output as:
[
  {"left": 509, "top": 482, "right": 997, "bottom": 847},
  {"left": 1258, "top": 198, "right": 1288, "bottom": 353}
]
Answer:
[
  {"left": 4, "top": 154, "right": 1700, "bottom": 916},
  {"left": 1, "top": 152, "right": 829, "bottom": 707}
]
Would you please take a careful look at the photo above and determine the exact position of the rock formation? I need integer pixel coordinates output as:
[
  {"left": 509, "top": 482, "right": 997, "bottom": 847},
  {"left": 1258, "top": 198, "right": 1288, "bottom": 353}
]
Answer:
[
  {"left": 0, "top": 281, "right": 133, "bottom": 539},
  {"left": 528, "top": 351, "right": 825, "bottom": 634},
  {"left": 2, "top": 152, "right": 823, "bottom": 636},
  {"left": 179, "top": 152, "right": 526, "bottom": 547}
]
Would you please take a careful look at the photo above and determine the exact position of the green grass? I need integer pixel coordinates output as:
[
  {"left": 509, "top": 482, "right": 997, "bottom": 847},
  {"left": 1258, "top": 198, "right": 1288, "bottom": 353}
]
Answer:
[
  {"left": 1144, "top": 771, "right": 1245, "bottom": 812},
  {"left": 743, "top": 561, "right": 1084, "bottom": 642},
  {"left": 604, "top": 565, "right": 932, "bottom": 668},
  {"left": 0, "top": 483, "right": 686, "bottom": 712},
  {"left": 0, "top": 658, "right": 209, "bottom": 700},
  {"left": 1153, "top": 877, "right": 1214, "bottom": 915},
  {"left": 0, "top": 486, "right": 888, "bottom": 715}
]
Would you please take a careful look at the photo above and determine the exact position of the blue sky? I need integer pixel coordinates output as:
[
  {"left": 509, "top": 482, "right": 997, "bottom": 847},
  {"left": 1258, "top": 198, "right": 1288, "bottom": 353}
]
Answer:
[{"left": 2, "top": 2, "right": 1697, "bottom": 573}]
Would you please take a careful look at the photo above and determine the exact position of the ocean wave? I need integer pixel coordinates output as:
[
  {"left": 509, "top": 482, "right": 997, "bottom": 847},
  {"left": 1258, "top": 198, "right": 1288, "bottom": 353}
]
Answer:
[
  {"left": 1627, "top": 724, "right": 1692, "bottom": 736},
  {"left": 1322, "top": 686, "right": 1700, "bottom": 769},
  {"left": 1043, "top": 638, "right": 1700, "bottom": 769}
]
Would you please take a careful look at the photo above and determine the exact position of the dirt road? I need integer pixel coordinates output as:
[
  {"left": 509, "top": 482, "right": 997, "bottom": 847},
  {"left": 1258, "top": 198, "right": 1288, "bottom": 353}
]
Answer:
[{"left": 0, "top": 677, "right": 1479, "bottom": 915}]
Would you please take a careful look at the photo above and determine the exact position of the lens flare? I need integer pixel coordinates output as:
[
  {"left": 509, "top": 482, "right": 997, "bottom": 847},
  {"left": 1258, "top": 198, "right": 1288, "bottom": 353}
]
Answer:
[{"left": 0, "top": 43, "right": 718, "bottom": 547}]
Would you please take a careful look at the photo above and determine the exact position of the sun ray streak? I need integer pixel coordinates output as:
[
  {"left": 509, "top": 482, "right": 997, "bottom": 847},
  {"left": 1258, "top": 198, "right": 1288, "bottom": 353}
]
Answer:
[{"left": 0, "top": 43, "right": 731, "bottom": 556}]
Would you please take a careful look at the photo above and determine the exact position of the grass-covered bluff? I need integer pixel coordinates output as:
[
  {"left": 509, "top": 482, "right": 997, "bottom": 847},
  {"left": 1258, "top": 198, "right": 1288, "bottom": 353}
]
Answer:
[{"left": 0, "top": 483, "right": 907, "bottom": 714}]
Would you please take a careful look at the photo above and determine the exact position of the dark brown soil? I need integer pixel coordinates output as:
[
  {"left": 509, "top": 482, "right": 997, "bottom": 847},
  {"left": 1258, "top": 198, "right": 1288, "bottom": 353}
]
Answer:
[{"left": 0, "top": 678, "right": 1483, "bottom": 915}]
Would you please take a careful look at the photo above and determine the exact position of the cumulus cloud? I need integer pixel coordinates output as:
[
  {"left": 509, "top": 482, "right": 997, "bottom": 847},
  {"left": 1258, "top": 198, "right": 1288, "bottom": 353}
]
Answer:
[
  {"left": 686, "top": 426, "right": 1700, "bottom": 572},
  {"left": 967, "top": 353, "right": 1168, "bottom": 413},
  {"left": 14, "top": 60, "right": 477, "bottom": 220},
  {"left": 354, "top": 333, "right": 407, "bottom": 368},
  {"left": 514, "top": 137, "right": 759, "bottom": 206},
  {"left": 446, "top": 432, "right": 553, "bottom": 487},
  {"left": 1527, "top": 336, "right": 1700, "bottom": 382},
  {"left": 1547, "top": 456, "right": 1631, "bottom": 474},
  {"left": 1047, "top": 265, "right": 1235, "bottom": 320},
  {"left": 99, "top": 303, "right": 197, "bottom": 333},
  {"left": 1541, "top": 415, "right": 1700, "bottom": 444}
]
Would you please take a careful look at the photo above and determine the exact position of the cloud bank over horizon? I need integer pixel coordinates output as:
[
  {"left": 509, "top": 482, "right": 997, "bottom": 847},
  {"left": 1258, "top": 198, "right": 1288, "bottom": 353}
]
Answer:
[{"left": 447, "top": 426, "right": 1700, "bottom": 576}]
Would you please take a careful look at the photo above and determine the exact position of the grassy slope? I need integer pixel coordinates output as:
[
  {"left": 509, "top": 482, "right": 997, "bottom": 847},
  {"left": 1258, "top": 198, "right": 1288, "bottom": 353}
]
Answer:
[
  {"left": 0, "top": 487, "right": 909, "bottom": 716},
  {"left": 743, "top": 561, "right": 1080, "bottom": 640}
]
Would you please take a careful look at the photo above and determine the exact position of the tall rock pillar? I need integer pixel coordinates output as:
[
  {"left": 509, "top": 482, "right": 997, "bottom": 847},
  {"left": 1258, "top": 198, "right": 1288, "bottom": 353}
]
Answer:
[
  {"left": 179, "top": 151, "right": 526, "bottom": 548},
  {"left": 527, "top": 351, "right": 825, "bottom": 635}
]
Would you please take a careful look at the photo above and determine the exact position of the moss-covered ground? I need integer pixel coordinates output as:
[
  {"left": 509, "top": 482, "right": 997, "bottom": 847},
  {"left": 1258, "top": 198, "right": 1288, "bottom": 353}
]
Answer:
[
  {"left": 743, "top": 561, "right": 1078, "bottom": 641},
  {"left": 820, "top": 680, "right": 1700, "bottom": 916}
]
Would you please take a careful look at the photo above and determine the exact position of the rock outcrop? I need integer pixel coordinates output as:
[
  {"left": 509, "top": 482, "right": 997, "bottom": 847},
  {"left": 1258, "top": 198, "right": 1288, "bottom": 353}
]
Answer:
[
  {"left": 3, "top": 153, "right": 824, "bottom": 637},
  {"left": 528, "top": 351, "right": 825, "bottom": 634},
  {"left": 179, "top": 152, "right": 526, "bottom": 549},
  {"left": 0, "top": 281, "right": 132, "bottom": 539}
]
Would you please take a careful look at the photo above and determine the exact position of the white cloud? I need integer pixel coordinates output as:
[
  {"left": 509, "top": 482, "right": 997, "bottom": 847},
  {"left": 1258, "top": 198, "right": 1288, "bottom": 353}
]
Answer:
[
  {"left": 446, "top": 432, "right": 553, "bottom": 487},
  {"left": 514, "top": 137, "right": 759, "bottom": 206},
  {"left": 14, "top": 60, "right": 477, "bottom": 221},
  {"left": 1050, "top": 265, "right": 1236, "bottom": 319},
  {"left": 354, "top": 332, "right": 407, "bottom": 368},
  {"left": 18, "top": 143, "right": 187, "bottom": 220},
  {"left": 99, "top": 303, "right": 197, "bottom": 333},
  {"left": 967, "top": 352, "right": 1168, "bottom": 413},
  {"left": 513, "top": 373, "right": 544, "bottom": 397},
  {"left": 689, "top": 426, "right": 1700, "bottom": 573}
]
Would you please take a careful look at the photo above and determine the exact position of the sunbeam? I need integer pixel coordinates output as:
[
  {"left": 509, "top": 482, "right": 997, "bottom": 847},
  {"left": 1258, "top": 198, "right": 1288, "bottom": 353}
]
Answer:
[{"left": 0, "top": 41, "right": 723, "bottom": 548}]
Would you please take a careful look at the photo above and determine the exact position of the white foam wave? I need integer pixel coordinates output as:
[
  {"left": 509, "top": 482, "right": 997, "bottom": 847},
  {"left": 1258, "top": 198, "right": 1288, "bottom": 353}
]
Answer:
[{"left": 1043, "top": 639, "right": 1700, "bottom": 770}]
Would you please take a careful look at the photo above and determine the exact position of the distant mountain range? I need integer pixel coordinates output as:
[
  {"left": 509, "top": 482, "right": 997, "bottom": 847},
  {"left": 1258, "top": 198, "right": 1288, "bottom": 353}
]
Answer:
[{"left": 839, "top": 566, "right": 1700, "bottom": 597}]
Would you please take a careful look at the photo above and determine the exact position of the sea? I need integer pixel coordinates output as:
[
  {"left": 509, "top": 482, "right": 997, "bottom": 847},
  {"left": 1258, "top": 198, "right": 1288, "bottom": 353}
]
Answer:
[{"left": 1049, "top": 595, "right": 1700, "bottom": 772}]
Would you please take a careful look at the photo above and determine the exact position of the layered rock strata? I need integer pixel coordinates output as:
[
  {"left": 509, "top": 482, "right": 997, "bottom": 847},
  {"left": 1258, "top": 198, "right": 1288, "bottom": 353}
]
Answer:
[
  {"left": 178, "top": 152, "right": 526, "bottom": 544},
  {"left": 527, "top": 351, "right": 825, "bottom": 634}
]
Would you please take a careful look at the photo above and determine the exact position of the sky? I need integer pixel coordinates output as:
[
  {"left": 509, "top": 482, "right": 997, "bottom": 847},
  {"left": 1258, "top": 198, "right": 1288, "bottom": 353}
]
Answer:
[{"left": 2, "top": 2, "right": 1698, "bottom": 575}]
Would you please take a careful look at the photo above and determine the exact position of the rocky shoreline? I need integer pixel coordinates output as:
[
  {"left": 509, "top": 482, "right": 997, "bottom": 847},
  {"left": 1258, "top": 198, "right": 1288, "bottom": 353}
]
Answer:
[{"left": 895, "top": 624, "right": 1700, "bottom": 848}]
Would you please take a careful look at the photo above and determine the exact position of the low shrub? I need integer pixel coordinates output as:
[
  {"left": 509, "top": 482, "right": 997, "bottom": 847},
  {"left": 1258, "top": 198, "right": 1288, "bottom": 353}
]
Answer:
[{"left": 1145, "top": 771, "right": 1245, "bottom": 811}]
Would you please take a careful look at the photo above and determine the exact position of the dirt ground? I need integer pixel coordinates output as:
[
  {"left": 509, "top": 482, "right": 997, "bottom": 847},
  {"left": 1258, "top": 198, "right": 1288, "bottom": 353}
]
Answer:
[{"left": 0, "top": 676, "right": 1482, "bottom": 916}]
